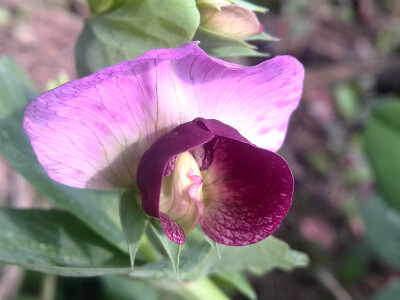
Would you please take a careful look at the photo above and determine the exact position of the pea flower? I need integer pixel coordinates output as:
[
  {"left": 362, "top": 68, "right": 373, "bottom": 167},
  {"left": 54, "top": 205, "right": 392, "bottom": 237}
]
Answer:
[
  {"left": 23, "top": 42, "right": 304, "bottom": 246},
  {"left": 197, "top": 0, "right": 263, "bottom": 39}
]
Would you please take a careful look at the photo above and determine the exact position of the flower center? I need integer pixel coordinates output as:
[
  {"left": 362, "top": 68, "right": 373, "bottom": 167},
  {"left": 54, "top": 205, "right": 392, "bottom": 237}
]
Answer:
[{"left": 159, "top": 152, "right": 204, "bottom": 233}]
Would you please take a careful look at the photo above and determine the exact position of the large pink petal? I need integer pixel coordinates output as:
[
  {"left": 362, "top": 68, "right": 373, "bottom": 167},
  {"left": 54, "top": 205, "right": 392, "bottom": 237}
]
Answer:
[
  {"left": 24, "top": 42, "right": 303, "bottom": 189},
  {"left": 24, "top": 43, "right": 201, "bottom": 189},
  {"left": 174, "top": 54, "right": 304, "bottom": 151}
]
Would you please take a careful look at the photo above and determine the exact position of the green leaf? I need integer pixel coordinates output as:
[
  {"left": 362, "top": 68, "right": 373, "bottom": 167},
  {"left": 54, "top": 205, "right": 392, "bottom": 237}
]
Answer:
[
  {"left": 244, "top": 31, "right": 279, "bottom": 42},
  {"left": 284, "top": 249, "right": 310, "bottom": 271},
  {"left": 103, "top": 275, "right": 206, "bottom": 300},
  {"left": 102, "top": 276, "right": 163, "bottom": 300},
  {"left": 371, "top": 279, "right": 400, "bottom": 300},
  {"left": 120, "top": 189, "right": 149, "bottom": 269},
  {"left": 75, "top": 0, "right": 200, "bottom": 76},
  {"left": 194, "top": 27, "right": 267, "bottom": 58},
  {"left": 213, "top": 271, "right": 256, "bottom": 300},
  {"left": 203, "top": 235, "right": 221, "bottom": 258},
  {"left": 0, "top": 57, "right": 36, "bottom": 118},
  {"left": 230, "top": 0, "right": 268, "bottom": 12},
  {"left": 360, "top": 196, "right": 400, "bottom": 268},
  {"left": 130, "top": 236, "right": 308, "bottom": 281},
  {"left": 211, "top": 236, "right": 308, "bottom": 276},
  {"left": 150, "top": 220, "right": 181, "bottom": 280},
  {"left": 197, "top": 0, "right": 267, "bottom": 13},
  {"left": 0, "top": 57, "right": 126, "bottom": 252},
  {"left": 364, "top": 100, "right": 400, "bottom": 212},
  {"left": 131, "top": 243, "right": 209, "bottom": 281},
  {"left": 87, "top": 0, "right": 129, "bottom": 14},
  {"left": 44, "top": 72, "right": 69, "bottom": 91},
  {"left": 0, "top": 115, "right": 126, "bottom": 252},
  {"left": 334, "top": 83, "right": 359, "bottom": 122},
  {"left": 0, "top": 207, "right": 130, "bottom": 276}
]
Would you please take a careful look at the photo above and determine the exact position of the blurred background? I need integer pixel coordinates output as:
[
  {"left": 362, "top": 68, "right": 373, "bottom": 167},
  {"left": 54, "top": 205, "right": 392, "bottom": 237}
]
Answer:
[{"left": 0, "top": 0, "right": 400, "bottom": 299}]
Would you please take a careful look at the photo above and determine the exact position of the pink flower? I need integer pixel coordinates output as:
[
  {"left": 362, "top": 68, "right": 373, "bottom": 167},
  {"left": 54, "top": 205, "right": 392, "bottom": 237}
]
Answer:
[{"left": 23, "top": 42, "right": 304, "bottom": 246}]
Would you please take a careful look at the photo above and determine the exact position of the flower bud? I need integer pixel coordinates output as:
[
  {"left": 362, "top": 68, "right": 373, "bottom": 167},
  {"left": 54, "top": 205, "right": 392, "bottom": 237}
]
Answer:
[{"left": 197, "top": 0, "right": 262, "bottom": 39}]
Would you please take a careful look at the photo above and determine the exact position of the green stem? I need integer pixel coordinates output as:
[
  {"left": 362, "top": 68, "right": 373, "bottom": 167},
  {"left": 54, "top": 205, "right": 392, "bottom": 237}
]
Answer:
[
  {"left": 180, "top": 278, "right": 230, "bottom": 300},
  {"left": 154, "top": 277, "right": 230, "bottom": 300},
  {"left": 41, "top": 274, "right": 56, "bottom": 300},
  {"left": 138, "top": 234, "right": 163, "bottom": 262}
]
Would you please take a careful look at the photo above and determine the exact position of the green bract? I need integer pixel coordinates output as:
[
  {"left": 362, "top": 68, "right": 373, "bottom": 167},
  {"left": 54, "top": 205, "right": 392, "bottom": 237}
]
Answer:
[
  {"left": 76, "top": 0, "right": 200, "bottom": 76},
  {"left": 194, "top": 0, "right": 276, "bottom": 58}
]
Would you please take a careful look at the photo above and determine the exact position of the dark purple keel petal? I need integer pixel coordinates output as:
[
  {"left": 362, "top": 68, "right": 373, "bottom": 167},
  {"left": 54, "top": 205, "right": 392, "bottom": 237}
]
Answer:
[
  {"left": 137, "top": 118, "right": 294, "bottom": 245},
  {"left": 201, "top": 137, "right": 293, "bottom": 246},
  {"left": 196, "top": 118, "right": 251, "bottom": 144},
  {"left": 160, "top": 213, "right": 185, "bottom": 244},
  {"left": 137, "top": 118, "right": 237, "bottom": 218},
  {"left": 137, "top": 121, "right": 214, "bottom": 239}
]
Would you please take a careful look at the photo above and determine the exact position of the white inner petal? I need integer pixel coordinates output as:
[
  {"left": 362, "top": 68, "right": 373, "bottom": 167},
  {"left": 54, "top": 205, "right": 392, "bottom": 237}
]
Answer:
[{"left": 159, "top": 152, "right": 204, "bottom": 233}]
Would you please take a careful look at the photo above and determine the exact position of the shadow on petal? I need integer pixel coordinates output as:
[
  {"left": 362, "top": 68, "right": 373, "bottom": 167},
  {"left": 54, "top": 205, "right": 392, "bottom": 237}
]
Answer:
[{"left": 85, "top": 125, "right": 177, "bottom": 189}]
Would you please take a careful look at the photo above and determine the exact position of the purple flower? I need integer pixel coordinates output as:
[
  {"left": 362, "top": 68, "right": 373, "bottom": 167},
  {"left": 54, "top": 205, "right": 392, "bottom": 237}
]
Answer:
[{"left": 23, "top": 42, "right": 304, "bottom": 246}]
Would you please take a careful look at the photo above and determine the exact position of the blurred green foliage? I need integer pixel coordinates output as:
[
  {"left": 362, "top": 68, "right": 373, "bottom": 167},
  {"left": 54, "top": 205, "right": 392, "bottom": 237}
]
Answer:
[{"left": 364, "top": 100, "right": 400, "bottom": 212}]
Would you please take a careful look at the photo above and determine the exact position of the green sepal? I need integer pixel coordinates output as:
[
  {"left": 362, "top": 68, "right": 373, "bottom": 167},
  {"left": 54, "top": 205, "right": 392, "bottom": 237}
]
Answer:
[
  {"left": 194, "top": 27, "right": 268, "bottom": 58},
  {"left": 120, "top": 188, "right": 149, "bottom": 269},
  {"left": 150, "top": 220, "right": 181, "bottom": 280},
  {"left": 244, "top": 31, "right": 279, "bottom": 42},
  {"left": 230, "top": 0, "right": 268, "bottom": 12}
]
